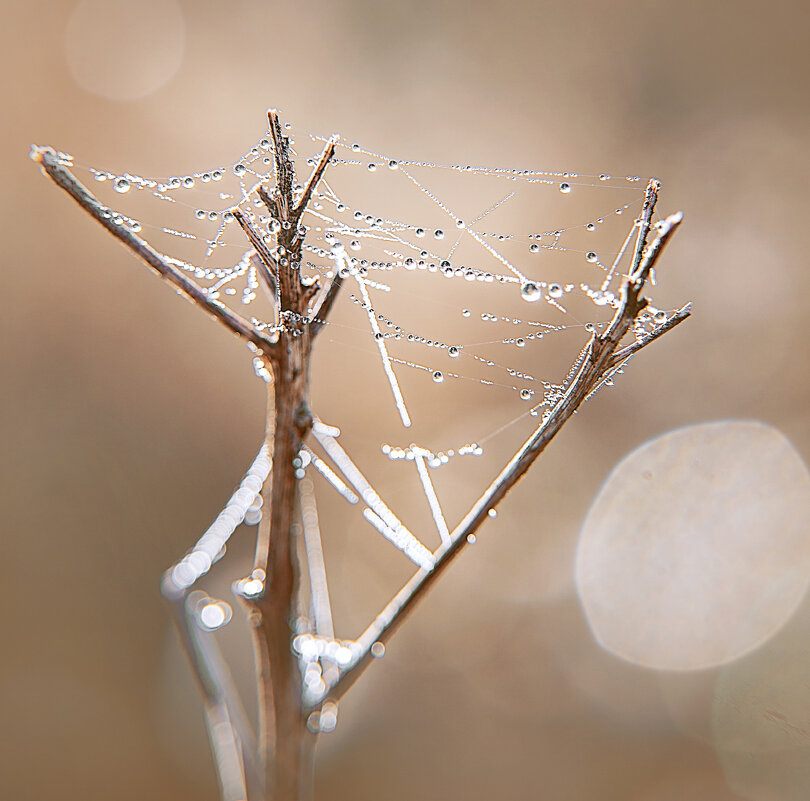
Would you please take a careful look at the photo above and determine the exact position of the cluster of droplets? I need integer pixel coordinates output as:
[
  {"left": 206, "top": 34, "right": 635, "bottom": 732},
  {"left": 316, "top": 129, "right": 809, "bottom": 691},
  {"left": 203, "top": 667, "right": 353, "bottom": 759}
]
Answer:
[
  {"left": 382, "top": 442, "right": 483, "bottom": 468},
  {"left": 165, "top": 446, "right": 270, "bottom": 596},
  {"left": 82, "top": 120, "right": 660, "bottom": 481}
]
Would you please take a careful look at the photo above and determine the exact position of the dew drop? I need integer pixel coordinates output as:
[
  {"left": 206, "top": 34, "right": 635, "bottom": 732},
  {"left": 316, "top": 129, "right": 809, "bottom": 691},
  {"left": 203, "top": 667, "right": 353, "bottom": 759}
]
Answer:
[
  {"left": 432, "top": 371, "right": 444, "bottom": 383},
  {"left": 548, "top": 283, "right": 563, "bottom": 298},
  {"left": 516, "top": 338, "right": 525, "bottom": 348},
  {"left": 599, "top": 173, "right": 611, "bottom": 181},
  {"left": 113, "top": 177, "right": 130, "bottom": 194},
  {"left": 488, "top": 509, "right": 498, "bottom": 519},
  {"left": 559, "top": 183, "right": 571, "bottom": 194},
  {"left": 367, "top": 163, "right": 377, "bottom": 172},
  {"left": 467, "top": 534, "right": 477, "bottom": 544},
  {"left": 521, "top": 282, "right": 541, "bottom": 302},
  {"left": 529, "top": 243, "right": 539, "bottom": 253},
  {"left": 586, "top": 222, "right": 596, "bottom": 232},
  {"left": 371, "top": 641, "right": 386, "bottom": 658},
  {"left": 462, "top": 308, "right": 471, "bottom": 318},
  {"left": 520, "top": 389, "right": 533, "bottom": 400},
  {"left": 434, "top": 229, "right": 445, "bottom": 239},
  {"left": 448, "top": 346, "right": 460, "bottom": 358},
  {"left": 586, "top": 251, "right": 598, "bottom": 263},
  {"left": 182, "top": 176, "right": 195, "bottom": 189},
  {"left": 388, "top": 159, "right": 399, "bottom": 170}
]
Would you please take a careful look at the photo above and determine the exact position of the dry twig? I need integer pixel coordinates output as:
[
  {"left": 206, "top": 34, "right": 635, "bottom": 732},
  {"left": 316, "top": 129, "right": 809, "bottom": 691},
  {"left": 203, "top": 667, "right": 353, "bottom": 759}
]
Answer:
[{"left": 32, "top": 118, "right": 687, "bottom": 801}]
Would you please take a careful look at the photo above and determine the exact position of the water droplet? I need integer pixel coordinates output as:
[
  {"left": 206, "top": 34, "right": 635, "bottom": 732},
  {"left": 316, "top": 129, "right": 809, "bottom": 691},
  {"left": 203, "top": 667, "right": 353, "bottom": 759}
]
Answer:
[
  {"left": 521, "top": 282, "right": 541, "bottom": 302},
  {"left": 113, "top": 177, "right": 130, "bottom": 194},
  {"left": 467, "top": 534, "right": 477, "bottom": 544},
  {"left": 516, "top": 338, "right": 525, "bottom": 348},
  {"left": 448, "top": 346, "right": 460, "bottom": 358},
  {"left": 586, "top": 251, "right": 598, "bottom": 263},
  {"left": 433, "top": 371, "right": 444, "bottom": 383},
  {"left": 371, "top": 641, "right": 386, "bottom": 658},
  {"left": 350, "top": 240, "right": 361, "bottom": 251},
  {"left": 388, "top": 159, "right": 399, "bottom": 170},
  {"left": 599, "top": 173, "right": 611, "bottom": 181},
  {"left": 548, "top": 283, "right": 563, "bottom": 298},
  {"left": 456, "top": 219, "right": 465, "bottom": 228},
  {"left": 182, "top": 176, "right": 195, "bottom": 189},
  {"left": 367, "top": 163, "right": 377, "bottom": 172},
  {"left": 415, "top": 228, "right": 425, "bottom": 238},
  {"left": 560, "top": 183, "right": 571, "bottom": 194},
  {"left": 488, "top": 509, "right": 498, "bottom": 519},
  {"left": 199, "top": 601, "right": 232, "bottom": 631},
  {"left": 520, "top": 389, "right": 532, "bottom": 400},
  {"left": 529, "top": 243, "right": 539, "bottom": 253},
  {"left": 462, "top": 308, "right": 471, "bottom": 318},
  {"left": 586, "top": 222, "right": 596, "bottom": 232},
  {"left": 434, "top": 229, "right": 445, "bottom": 239}
]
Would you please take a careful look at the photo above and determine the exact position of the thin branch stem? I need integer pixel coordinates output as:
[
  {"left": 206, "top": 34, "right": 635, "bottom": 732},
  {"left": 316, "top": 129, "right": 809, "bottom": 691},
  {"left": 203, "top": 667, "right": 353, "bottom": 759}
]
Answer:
[
  {"left": 30, "top": 146, "right": 275, "bottom": 355},
  {"left": 607, "top": 301, "right": 692, "bottom": 368},
  {"left": 311, "top": 181, "right": 687, "bottom": 710},
  {"left": 267, "top": 110, "right": 295, "bottom": 220},
  {"left": 293, "top": 139, "right": 336, "bottom": 223},
  {"left": 164, "top": 589, "right": 260, "bottom": 800},
  {"left": 299, "top": 477, "right": 334, "bottom": 640},
  {"left": 232, "top": 209, "right": 281, "bottom": 308},
  {"left": 310, "top": 273, "right": 343, "bottom": 334}
]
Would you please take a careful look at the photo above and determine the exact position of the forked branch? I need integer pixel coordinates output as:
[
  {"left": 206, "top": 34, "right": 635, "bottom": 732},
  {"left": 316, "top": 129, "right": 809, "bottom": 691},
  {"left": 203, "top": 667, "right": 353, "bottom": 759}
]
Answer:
[
  {"left": 30, "top": 147, "right": 277, "bottom": 355},
  {"left": 33, "top": 118, "right": 687, "bottom": 801},
  {"left": 310, "top": 182, "right": 687, "bottom": 710}
]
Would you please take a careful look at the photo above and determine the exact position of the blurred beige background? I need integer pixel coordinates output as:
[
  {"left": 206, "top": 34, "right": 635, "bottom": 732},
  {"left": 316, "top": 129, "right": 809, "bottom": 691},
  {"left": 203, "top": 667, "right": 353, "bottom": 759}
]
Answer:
[{"left": 2, "top": 1, "right": 810, "bottom": 799}]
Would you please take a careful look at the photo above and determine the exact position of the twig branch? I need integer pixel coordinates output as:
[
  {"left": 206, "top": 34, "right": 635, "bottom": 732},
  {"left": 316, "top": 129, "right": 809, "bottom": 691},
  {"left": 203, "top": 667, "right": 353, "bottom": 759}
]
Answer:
[
  {"left": 163, "top": 588, "right": 260, "bottom": 800},
  {"left": 309, "top": 273, "right": 343, "bottom": 334},
  {"left": 310, "top": 181, "right": 688, "bottom": 710},
  {"left": 293, "top": 139, "right": 336, "bottom": 223},
  {"left": 267, "top": 110, "right": 295, "bottom": 220},
  {"left": 298, "top": 477, "right": 334, "bottom": 640},
  {"left": 607, "top": 301, "right": 692, "bottom": 369},
  {"left": 233, "top": 209, "right": 281, "bottom": 303},
  {"left": 30, "top": 146, "right": 275, "bottom": 355}
]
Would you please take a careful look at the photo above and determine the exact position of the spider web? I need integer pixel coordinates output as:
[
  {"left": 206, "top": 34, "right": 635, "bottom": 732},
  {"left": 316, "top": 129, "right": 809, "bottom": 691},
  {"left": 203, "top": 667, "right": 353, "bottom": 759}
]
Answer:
[{"left": 74, "top": 118, "right": 676, "bottom": 730}]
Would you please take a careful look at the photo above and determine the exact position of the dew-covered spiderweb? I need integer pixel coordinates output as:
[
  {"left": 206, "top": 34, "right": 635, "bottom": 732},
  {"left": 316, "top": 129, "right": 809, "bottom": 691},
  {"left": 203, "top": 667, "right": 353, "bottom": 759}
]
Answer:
[{"left": 76, "top": 118, "right": 677, "bottom": 730}]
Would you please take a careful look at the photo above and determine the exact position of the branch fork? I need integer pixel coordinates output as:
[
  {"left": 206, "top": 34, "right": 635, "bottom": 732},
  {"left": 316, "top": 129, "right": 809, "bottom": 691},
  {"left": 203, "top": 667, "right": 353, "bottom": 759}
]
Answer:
[{"left": 33, "top": 115, "right": 687, "bottom": 801}]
